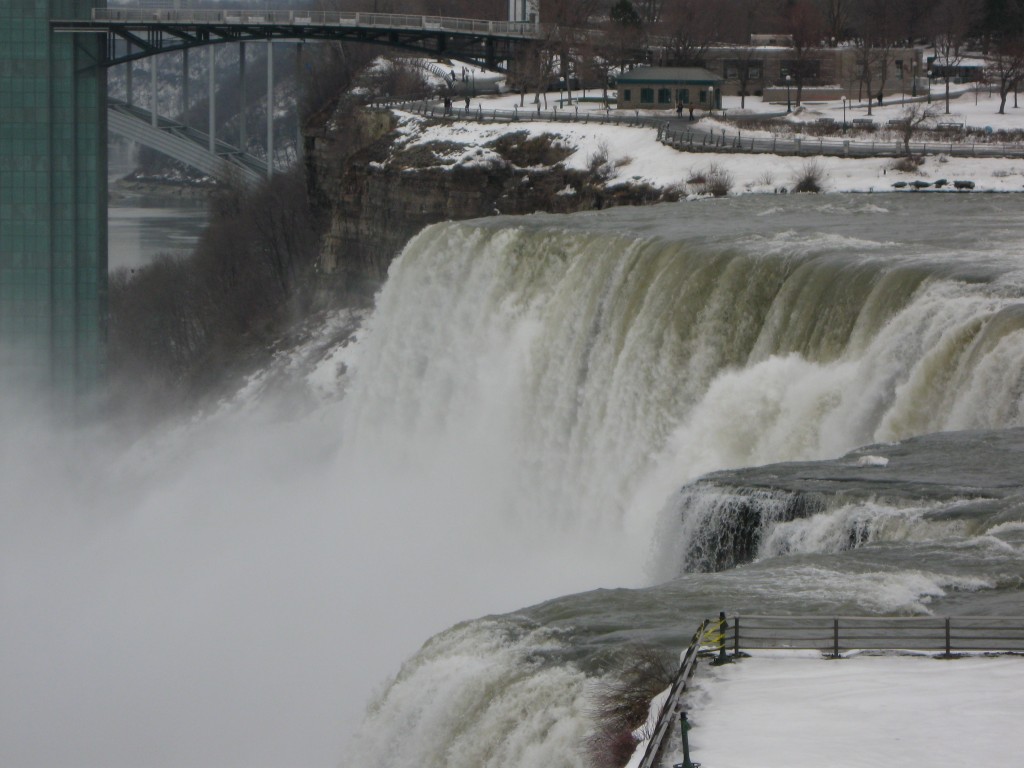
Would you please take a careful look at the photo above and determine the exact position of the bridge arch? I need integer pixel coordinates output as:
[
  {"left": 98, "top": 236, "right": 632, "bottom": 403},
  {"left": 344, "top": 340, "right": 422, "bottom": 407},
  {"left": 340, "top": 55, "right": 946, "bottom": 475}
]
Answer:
[{"left": 52, "top": 9, "right": 539, "bottom": 71}]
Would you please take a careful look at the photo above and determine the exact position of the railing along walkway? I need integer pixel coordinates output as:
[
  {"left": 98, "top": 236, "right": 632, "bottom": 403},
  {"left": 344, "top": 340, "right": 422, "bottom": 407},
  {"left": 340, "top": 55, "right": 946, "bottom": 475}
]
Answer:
[
  {"left": 636, "top": 619, "right": 711, "bottom": 768},
  {"left": 726, "top": 615, "right": 1024, "bottom": 658},
  {"left": 373, "top": 99, "right": 656, "bottom": 128},
  {"left": 659, "top": 123, "right": 1024, "bottom": 159}
]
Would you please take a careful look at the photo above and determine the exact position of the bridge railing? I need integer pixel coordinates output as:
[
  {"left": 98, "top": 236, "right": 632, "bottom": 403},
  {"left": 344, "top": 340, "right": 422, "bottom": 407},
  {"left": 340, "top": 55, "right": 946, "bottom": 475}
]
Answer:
[{"left": 91, "top": 8, "right": 543, "bottom": 38}]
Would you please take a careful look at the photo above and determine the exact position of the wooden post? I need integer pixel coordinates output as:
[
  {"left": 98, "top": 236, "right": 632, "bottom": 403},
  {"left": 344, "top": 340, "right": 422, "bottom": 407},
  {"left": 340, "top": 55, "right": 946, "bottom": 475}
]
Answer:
[{"left": 833, "top": 617, "right": 840, "bottom": 658}]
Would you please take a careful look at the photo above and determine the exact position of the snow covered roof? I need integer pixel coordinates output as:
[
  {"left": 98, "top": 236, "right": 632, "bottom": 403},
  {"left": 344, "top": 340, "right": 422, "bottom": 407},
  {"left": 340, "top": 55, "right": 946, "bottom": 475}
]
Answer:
[{"left": 617, "top": 67, "right": 724, "bottom": 85}]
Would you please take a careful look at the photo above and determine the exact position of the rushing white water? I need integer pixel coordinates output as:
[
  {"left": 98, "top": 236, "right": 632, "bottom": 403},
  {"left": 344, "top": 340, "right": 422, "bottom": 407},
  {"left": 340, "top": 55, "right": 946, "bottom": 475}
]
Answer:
[{"left": 4, "top": 195, "right": 1024, "bottom": 768}]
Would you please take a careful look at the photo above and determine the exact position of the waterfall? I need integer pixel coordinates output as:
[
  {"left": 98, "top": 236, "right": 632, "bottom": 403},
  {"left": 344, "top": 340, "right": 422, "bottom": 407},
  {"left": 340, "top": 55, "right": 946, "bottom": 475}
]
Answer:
[
  {"left": 6, "top": 197, "right": 1024, "bottom": 768},
  {"left": 339, "top": 213, "right": 1024, "bottom": 583},
  {"left": 336, "top": 201, "right": 1024, "bottom": 768}
]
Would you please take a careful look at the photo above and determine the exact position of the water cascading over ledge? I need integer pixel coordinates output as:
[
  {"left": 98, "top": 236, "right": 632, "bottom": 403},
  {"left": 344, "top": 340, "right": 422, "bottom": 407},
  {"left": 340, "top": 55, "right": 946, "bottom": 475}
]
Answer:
[
  {"left": 342, "top": 200, "right": 1024, "bottom": 577},
  {"left": 338, "top": 197, "right": 1024, "bottom": 768}
]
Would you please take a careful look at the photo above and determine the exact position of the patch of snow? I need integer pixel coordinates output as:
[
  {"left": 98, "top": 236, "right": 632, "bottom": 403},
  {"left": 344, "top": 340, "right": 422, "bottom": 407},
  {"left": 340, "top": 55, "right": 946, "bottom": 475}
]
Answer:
[
  {"left": 857, "top": 454, "right": 890, "bottom": 467},
  {"left": 680, "top": 652, "right": 1024, "bottom": 768}
]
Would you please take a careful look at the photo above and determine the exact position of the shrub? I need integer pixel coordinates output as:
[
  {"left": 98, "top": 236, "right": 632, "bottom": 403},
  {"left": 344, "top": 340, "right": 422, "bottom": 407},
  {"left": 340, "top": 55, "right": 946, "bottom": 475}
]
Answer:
[
  {"left": 689, "top": 162, "right": 732, "bottom": 196},
  {"left": 792, "top": 159, "right": 825, "bottom": 193},
  {"left": 686, "top": 169, "right": 707, "bottom": 185},
  {"left": 486, "top": 131, "right": 573, "bottom": 166},
  {"left": 890, "top": 155, "right": 924, "bottom": 173},
  {"left": 585, "top": 645, "right": 676, "bottom": 768},
  {"left": 704, "top": 164, "right": 734, "bottom": 197},
  {"left": 587, "top": 140, "right": 617, "bottom": 181}
]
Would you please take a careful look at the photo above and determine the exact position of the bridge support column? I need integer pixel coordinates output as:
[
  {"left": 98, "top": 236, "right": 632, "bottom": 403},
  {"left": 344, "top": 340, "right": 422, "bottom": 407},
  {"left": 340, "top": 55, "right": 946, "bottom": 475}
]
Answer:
[
  {"left": 208, "top": 45, "right": 216, "bottom": 155},
  {"left": 182, "top": 48, "right": 189, "bottom": 128},
  {"left": 126, "top": 44, "right": 133, "bottom": 106},
  {"left": 0, "top": 0, "right": 107, "bottom": 398},
  {"left": 295, "top": 43, "right": 303, "bottom": 161},
  {"left": 267, "top": 40, "right": 274, "bottom": 178},
  {"left": 239, "top": 42, "right": 247, "bottom": 152},
  {"left": 151, "top": 54, "right": 158, "bottom": 127}
]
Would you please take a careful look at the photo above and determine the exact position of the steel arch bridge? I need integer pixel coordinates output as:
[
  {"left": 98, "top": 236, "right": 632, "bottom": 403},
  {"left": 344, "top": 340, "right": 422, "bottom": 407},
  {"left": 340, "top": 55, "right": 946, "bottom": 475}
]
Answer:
[{"left": 52, "top": 8, "right": 542, "bottom": 71}]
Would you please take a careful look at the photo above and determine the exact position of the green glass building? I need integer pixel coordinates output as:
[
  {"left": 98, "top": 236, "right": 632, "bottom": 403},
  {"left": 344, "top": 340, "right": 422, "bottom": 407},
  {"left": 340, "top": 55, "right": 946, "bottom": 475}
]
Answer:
[{"left": 0, "top": 1, "right": 106, "bottom": 397}]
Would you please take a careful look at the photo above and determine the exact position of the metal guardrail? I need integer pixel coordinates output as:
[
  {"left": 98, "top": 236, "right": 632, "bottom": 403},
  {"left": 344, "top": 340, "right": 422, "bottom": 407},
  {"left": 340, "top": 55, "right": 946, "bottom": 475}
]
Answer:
[
  {"left": 636, "top": 619, "right": 711, "bottom": 768},
  {"left": 659, "top": 124, "right": 1024, "bottom": 159},
  {"left": 89, "top": 8, "right": 543, "bottom": 39},
  {"left": 727, "top": 615, "right": 1024, "bottom": 658},
  {"left": 372, "top": 99, "right": 655, "bottom": 128}
]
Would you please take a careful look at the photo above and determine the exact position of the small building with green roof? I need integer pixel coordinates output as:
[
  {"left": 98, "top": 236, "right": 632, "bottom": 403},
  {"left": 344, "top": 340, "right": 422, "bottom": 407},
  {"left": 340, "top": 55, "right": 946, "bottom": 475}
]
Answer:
[{"left": 615, "top": 67, "right": 724, "bottom": 111}]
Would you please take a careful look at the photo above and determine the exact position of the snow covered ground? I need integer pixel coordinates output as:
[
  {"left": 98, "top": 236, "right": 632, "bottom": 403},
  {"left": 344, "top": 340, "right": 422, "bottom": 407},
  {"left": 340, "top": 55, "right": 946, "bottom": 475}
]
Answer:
[
  {"left": 392, "top": 105, "right": 1024, "bottom": 195},
  {"left": 670, "top": 650, "right": 1024, "bottom": 768},
  {"left": 397, "top": 59, "right": 1024, "bottom": 196}
]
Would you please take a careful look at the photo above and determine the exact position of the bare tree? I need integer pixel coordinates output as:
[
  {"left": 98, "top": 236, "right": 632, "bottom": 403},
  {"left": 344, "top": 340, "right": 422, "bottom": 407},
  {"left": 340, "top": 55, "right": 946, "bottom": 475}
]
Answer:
[
  {"left": 891, "top": 0, "right": 933, "bottom": 46},
  {"left": 593, "top": 1, "right": 646, "bottom": 99},
  {"left": 930, "top": 0, "right": 983, "bottom": 114},
  {"left": 779, "top": 0, "right": 827, "bottom": 106},
  {"left": 818, "top": 0, "right": 853, "bottom": 45},
  {"left": 545, "top": 0, "right": 601, "bottom": 103},
  {"left": 654, "top": 0, "right": 723, "bottom": 66},
  {"left": 985, "top": 0, "right": 1024, "bottom": 113},
  {"left": 988, "top": 36, "right": 1024, "bottom": 113},
  {"left": 852, "top": 0, "right": 900, "bottom": 113},
  {"left": 896, "top": 101, "right": 941, "bottom": 157},
  {"left": 723, "top": 0, "right": 769, "bottom": 108}
]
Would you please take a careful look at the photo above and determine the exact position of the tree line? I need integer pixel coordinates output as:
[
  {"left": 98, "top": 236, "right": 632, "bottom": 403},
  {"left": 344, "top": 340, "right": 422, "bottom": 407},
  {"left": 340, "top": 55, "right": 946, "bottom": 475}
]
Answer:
[{"left": 522, "top": 0, "right": 1024, "bottom": 114}]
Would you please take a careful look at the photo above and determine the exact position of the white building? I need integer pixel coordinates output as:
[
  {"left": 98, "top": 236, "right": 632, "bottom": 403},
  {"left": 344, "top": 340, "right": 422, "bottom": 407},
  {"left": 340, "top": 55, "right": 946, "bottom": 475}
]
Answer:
[{"left": 509, "top": 0, "right": 539, "bottom": 23}]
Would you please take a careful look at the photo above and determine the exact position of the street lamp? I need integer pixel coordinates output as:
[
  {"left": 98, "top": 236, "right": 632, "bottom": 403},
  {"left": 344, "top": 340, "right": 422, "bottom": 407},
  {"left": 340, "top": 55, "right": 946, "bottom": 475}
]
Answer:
[
  {"left": 927, "top": 70, "right": 932, "bottom": 103},
  {"left": 708, "top": 85, "right": 714, "bottom": 116},
  {"left": 841, "top": 95, "right": 847, "bottom": 131},
  {"left": 786, "top": 74, "right": 792, "bottom": 113}
]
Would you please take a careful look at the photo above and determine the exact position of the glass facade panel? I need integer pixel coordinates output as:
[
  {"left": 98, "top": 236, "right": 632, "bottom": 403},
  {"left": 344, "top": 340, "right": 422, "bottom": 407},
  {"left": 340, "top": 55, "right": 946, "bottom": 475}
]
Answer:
[{"left": 0, "top": 1, "right": 107, "bottom": 397}]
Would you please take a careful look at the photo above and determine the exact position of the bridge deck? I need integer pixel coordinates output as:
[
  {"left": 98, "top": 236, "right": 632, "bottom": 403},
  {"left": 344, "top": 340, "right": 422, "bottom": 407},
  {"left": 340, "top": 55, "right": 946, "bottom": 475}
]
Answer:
[{"left": 51, "top": 9, "right": 543, "bottom": 68}]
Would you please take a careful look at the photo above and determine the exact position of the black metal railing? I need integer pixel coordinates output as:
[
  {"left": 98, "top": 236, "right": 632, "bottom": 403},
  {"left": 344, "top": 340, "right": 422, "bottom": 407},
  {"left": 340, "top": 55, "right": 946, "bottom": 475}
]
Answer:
[
  {"left": 726, "top": 615, "right": 1024, "bottom": 658},
  {"left": 636, "top": 618, "right": 713, "bottom": 768}
]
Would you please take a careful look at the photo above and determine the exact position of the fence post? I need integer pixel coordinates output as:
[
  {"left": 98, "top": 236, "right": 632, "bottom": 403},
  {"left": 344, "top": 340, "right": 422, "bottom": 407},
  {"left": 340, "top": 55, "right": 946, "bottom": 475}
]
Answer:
[
  {"left": 832, "top": 618, "right": 840, "bottom": 658},
  {"left": 679, "top": 712, "right": 697, "bottom": 768},
  {"left": 716, "top": 611, "right": 729, "bottom": 665},
  {"left": 734, "top": 615, "right": 740, "bottom": 655},
  {"left": 945, "top": 617, "right": 952, "bottom": 658}
]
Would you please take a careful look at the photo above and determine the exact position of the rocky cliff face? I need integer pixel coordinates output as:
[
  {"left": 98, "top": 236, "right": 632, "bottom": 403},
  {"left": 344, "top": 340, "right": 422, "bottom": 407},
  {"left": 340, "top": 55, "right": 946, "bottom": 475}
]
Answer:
[{"left": 306, "top": 108, "right": 675, "bottom": 295}]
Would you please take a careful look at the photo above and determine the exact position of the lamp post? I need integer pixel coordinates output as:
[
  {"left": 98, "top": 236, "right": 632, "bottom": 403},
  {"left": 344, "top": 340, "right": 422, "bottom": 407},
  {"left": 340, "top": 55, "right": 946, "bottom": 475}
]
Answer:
[
  {"left": 911, "top": 58, "right": 917, "bottom": 97},
  {"left": 708, "top": 84, "right": 714, "bottom": 116},
  {"left": 786, "top": 74, "right": 792, "bottom": 113},
  {"left": 842, "top": 95, "right": 847, "bottom": 131},
  {"left": 927, "top": 70, "right": 932, "bottom": 103}
]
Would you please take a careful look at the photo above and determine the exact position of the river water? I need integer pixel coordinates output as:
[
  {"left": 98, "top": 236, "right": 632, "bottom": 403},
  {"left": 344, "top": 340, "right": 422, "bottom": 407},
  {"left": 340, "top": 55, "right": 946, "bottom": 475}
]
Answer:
[
  {"left": 3, "top": 193, "right": 1024, "bottom": 768},
  {"left": 107, "top": 141, "right": 209, "bottom": 271}
]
